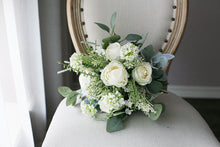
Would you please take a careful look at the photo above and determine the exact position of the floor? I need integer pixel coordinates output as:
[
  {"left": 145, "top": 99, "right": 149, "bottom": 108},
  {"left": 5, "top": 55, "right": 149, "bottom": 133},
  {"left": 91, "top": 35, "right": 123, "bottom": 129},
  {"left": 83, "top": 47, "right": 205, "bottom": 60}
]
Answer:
[{"left": 185, "top": 98, "right": 220, "bottom": 142}]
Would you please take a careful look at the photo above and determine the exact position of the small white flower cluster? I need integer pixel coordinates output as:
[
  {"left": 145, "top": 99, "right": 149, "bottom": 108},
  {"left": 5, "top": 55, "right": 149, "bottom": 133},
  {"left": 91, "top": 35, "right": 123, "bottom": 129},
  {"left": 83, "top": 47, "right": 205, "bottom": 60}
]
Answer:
[
  {"left": 136, "top": 100, "right": 156, "bottom": 115},
  {"left": 80, "top": 101, "right": 97, "bottom": 117},
  {"left": 70, "top": 53, "right": 96, "bottom": 76},
  {"left": 79, "top": 74, "right": 91, "bottom": 97},
  {"left": 69, "top": 53, "right": 83, "bottom": 72},
  {"left": 120, "top": 42, "right": 139, "bottom": 61},
  {"left": 124, "top": 99, "right": 133, "bottom": 115},
  {"left": 92, "top": 45, "right": 106, "bottom": 56},
  {"left": 123, "top": 57, "right": 142, "bottom": 69},
  {"left": 125, "top": 108, "right": 133, "bottom": 115},
  {"left": 98, "top": 91, "right": 125, "bottom": 113}
]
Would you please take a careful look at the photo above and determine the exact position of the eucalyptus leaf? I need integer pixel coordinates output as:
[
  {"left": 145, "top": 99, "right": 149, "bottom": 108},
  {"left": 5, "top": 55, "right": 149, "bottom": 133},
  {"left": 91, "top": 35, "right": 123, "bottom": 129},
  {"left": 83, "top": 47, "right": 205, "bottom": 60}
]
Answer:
[
  {"left": 149, "top": 103, "right": 163, "bottom": 121},
  {"left": 66, "top": 91, "right": 79, "bottom": 106},
  {"left": 163, "top": 54, "right": 175, "bottom": 60},
  {"left": 94, "top": 22, "right": 110, "bottom": 33},
  {"left": 110, "top": 12, "right": 117, "bottom": 29},
  {"left": 58, "top": 86, "right": 72, "bottom": 97},
  {"left": 160, "top": 81, "right": 169, "bottom": 87},
  {"left": 147, "top": 80, "right": 163, "bottom": 94},
  {"left": 160, "top": 103, "right": 166, "bottom": 113},
  {"left": 158, "top": 72, "right": 167, "bottom": 81},
  {"left": 106, "top": 116, "right": 124, "bottom": 132},
  {"left": 152, "top": 69, "right": 167, "bottom": 81},
  {"left": 149, "top": 92, "right": 164, "bottom": 101},
  {"left": 157, "top": 56, "right": 168, "bottom": 69},
  {"left": 139, "top": 33, "right": 148, "bottom": 48},
  {"left": 125, "top": 34, "right": 142, "bottom": 41},
  {"left": 93, "top": 113, "right": 107, "bottom": 121},
  {"left": 152, "top": 53, "right": 168, "bottom": 69},
  {"left": 141, "top": 45, "right": 155, "bottom": 61}
]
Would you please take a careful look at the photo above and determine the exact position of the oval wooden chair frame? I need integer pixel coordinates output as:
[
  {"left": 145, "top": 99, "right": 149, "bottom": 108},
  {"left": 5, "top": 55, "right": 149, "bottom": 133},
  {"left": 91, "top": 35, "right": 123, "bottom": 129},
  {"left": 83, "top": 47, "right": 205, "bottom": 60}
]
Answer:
[{"left": 66, "top": 0, "right": 188, "bottom": 72}]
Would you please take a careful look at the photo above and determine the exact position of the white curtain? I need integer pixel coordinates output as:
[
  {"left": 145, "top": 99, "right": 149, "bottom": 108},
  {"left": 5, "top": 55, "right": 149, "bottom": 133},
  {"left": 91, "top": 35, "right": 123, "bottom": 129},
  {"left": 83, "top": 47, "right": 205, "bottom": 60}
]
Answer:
[{"left": 0, "top": 0, "right": 46, "bottom": 146}]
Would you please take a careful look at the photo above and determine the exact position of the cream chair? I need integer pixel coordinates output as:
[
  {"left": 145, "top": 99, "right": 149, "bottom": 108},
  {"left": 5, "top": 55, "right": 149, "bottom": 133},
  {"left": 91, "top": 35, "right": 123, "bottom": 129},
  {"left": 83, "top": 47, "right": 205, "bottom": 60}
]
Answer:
[{"left": 42, "top": 0, "right": 219, "bottom": 146}]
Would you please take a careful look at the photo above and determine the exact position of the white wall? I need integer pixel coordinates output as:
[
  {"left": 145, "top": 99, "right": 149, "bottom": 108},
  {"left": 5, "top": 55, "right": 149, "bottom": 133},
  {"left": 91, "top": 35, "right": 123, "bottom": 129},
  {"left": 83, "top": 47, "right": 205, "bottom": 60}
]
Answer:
[{"left": 169, "top": 0, "right": 220, "bottom": 87}]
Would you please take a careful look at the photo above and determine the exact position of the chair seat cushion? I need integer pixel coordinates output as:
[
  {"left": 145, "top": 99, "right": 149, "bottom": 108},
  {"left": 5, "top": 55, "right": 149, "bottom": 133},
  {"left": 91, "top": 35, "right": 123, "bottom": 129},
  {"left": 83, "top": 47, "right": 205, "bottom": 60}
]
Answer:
[{"left": 42, "top": 93, "right": 219, "bottom": 147}]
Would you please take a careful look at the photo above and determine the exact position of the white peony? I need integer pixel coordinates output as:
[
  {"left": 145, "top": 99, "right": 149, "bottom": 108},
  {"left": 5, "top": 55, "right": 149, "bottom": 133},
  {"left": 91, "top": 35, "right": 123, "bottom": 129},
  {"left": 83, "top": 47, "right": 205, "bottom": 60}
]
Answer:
[
  {"left": 120, "top": 42, "right": 139, "bottom": 61},
  {"left": 79, "top": 74, "right": 91, "bottom": 96},
  {"left": 101, "top": 61, "right": 129, "bottom": 87},
  {"left": 98, "top": 92, "right": 125, "bottom": 113},
  {"left": 106, "top": 42, "right": 121, "bottom": 61},
  {"left": 80, "top": 101, "right": 97, "bottom": 117},
  {"left": 132, "top": 62, "right": 152, "bottom": 86}
]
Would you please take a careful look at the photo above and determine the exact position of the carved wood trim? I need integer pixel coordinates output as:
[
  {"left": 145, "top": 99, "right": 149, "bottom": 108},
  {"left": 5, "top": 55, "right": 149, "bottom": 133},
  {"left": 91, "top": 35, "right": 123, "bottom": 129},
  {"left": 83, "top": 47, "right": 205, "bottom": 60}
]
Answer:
[
  {"left": 66, "top": 0, "right": 87, "bottom": 53},
  {"left": 164, "top": 0, "right": 188, "bottom": 72}
]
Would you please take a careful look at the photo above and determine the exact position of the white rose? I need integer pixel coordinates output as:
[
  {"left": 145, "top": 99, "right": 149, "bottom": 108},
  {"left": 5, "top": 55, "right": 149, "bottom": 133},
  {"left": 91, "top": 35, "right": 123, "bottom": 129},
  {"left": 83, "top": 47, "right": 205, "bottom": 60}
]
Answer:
[
  {"left": 106, "top": 42, "right": 121, "bottom": 61},
  {"left": 132, "top": 62, "right": 152, "bottom": 86},
  {"left": 79, "top": 74, "right": 91, "bottom": 96},
  {"left": 101, "top": 61, "right": 129, "bottom": 87}
]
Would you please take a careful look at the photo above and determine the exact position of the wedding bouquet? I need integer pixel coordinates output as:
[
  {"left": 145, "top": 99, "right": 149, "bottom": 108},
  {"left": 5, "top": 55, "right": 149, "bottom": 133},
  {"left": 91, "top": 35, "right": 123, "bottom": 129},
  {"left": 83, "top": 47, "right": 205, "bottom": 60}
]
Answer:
[{"left": 58, "top": 12, "right": 174, "bottom": 132}]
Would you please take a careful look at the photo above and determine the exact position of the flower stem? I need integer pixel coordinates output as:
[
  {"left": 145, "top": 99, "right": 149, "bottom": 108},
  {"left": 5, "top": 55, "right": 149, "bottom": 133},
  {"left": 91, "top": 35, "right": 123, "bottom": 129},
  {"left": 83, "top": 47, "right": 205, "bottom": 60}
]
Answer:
[{"left": 57, "top": 68, "right": 71, "bottom": 74}]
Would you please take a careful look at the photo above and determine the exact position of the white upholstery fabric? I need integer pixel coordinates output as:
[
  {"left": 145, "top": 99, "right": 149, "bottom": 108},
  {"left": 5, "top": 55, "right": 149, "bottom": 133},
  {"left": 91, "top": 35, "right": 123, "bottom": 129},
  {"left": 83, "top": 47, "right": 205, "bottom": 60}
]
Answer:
[
  {"left": 42, "top": 93, "right": 219, "bottom": 147},
  {"left": 83, "top": 0, "right": 174, "bottom": 51}
]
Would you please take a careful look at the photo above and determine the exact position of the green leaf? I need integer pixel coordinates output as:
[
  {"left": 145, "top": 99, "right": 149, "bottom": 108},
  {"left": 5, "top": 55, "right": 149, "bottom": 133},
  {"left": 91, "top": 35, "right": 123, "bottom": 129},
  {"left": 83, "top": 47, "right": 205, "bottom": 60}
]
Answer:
[
  {"left": 94, "top": 22, "right": 110, "bottom": 33},
  {"left": 81, "top": 41, "right": 96, "bottom": 45},
  {"left": 152, "top": 54, "right": 169, "bottom": 69},
  {"left": 138, "top": 33, "right": 148, "bottom": 48},
  {"left": 58, "top": 86, "right": 72, "bottom": 97},
  {"left": 102, "top": 42, "right": 109, "bottom": 49},
  {"left": 141, "top": 45, "right": 155, "bottom": 61},
  {"left": 102, "top": 35, "right": 121, "bottom": 43},
  {"left": 66, "top": 91, "right": 79, "bottom": 106},
  {"left": 125, "top": 34, "right": 142, "bottom": 41},
  {"left": 102, "top": 35, "right": 121, "bottom": 49},
  {"left": 149, "top": 103, "right": 163, "bottom": 121},
  {"left": 152, "top": 69, "right": 167, "bottom": 81},
  {"left": 149, "top": 92, "right": 164, "bottom": 101},
  {"left": 147, "top": 80, "right": 163, "bottom": 94},
  {"left": 110, "top": 12, "right": 117, "bottom": 29},
  {"left": 106, "top": 116, "right": 124, "bottom": 132},
  {"left": 160, "top": 103, "right": 166, "bottom": 113},
  {"left": 157, "top": 56, "right": 168, "bottom": 69}
]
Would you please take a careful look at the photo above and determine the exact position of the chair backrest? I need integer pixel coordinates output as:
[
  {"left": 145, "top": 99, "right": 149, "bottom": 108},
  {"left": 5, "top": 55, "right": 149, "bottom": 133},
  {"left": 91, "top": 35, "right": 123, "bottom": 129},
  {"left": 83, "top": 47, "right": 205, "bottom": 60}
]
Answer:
[{"left": 66, "top": 0, "right": 187, "bottom": 71}]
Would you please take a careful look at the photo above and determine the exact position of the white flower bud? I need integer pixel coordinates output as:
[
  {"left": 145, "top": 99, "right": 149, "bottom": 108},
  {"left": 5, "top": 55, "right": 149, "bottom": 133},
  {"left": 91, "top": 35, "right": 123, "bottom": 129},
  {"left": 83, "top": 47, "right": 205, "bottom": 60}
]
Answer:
[{"left": 106, "top": 42, "right": 121, "bottom": 61}]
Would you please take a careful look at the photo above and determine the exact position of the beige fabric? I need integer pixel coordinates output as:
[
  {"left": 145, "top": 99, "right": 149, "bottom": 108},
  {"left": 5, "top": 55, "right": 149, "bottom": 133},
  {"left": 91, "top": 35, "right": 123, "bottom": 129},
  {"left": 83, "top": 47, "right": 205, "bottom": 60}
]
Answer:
[
  {"left": 83, "top": 0, "right": 174, "bottom": 51},
  {"left": 42, "top": 93, "right": 219, "bottom": 147}
]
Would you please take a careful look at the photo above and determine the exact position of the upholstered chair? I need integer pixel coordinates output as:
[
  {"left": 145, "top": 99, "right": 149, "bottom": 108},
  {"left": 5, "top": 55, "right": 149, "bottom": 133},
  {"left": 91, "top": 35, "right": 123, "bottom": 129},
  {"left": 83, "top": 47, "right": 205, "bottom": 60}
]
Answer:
[{"left": 42, "top": 0, "right": 219, "bottom": 146}]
